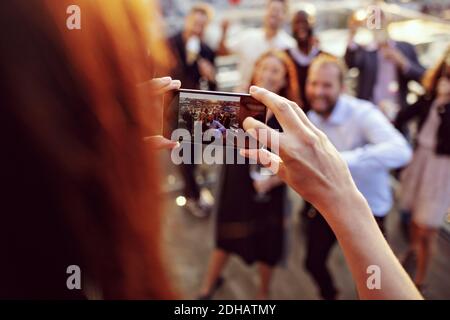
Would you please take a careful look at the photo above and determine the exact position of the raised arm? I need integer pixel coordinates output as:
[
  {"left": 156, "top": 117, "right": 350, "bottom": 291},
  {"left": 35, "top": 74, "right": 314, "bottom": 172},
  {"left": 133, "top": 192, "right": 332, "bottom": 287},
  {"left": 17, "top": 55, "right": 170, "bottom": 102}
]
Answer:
[
  {"left": 340, "top": 106, "right": 412, "bottom": 172},
  {"left": 241, "top": 86, "right": 422, "bottom": 300},
  {"left": 344, "top": 15, "right": 364, "bottom": 69},
  {"left": 216, "top": 19, "right": 231, "bottom": 56},
  {"left": 399, "top": 43, "right": 425, "bottom": 82}
]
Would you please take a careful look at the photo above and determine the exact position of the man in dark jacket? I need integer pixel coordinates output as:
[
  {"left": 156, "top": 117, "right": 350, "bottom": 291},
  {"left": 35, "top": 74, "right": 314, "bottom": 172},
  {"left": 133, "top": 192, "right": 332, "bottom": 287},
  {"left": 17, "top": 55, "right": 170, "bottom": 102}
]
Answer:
[
  {"left": 168, "top": 4, "right": 216, "bottom": 91},
  {"left": 167, "top": 4, "right": 217, "bottom": 218},
  {"left": 344, "top": 11, "right": 425, "bottom": 113}
]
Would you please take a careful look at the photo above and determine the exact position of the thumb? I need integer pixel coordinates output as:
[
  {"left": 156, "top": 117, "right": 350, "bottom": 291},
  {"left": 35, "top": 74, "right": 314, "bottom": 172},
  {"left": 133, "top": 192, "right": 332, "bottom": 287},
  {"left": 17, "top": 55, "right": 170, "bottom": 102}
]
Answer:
[{"left": 143, "top": 135, "right": 180, "bottom": 150}]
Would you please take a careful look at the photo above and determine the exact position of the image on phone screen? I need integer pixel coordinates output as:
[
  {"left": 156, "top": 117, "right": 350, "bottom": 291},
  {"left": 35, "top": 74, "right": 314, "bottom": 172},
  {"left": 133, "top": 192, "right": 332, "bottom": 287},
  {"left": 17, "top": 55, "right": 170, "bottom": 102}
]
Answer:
[{"left": 164, "top": 89, "right": 267, "bottom": 149}]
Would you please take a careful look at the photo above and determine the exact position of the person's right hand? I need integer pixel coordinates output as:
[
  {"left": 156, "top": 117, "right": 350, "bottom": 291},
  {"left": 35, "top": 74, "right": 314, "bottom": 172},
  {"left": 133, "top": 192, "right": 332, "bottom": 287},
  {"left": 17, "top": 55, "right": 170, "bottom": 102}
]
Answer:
[
  {"left": 240, "top": 86, "right": 361, "bottom": 215},
  {"left": 241, "top": 88, "right": 423, "bottom": 301}
]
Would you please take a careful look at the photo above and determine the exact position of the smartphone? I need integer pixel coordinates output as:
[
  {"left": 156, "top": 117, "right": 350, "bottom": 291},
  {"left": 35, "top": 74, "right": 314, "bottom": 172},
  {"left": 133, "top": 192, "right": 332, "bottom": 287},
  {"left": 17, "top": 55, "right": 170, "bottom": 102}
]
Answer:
[{"left": 164, "top": 89, "right": 267, "bottom": 149}]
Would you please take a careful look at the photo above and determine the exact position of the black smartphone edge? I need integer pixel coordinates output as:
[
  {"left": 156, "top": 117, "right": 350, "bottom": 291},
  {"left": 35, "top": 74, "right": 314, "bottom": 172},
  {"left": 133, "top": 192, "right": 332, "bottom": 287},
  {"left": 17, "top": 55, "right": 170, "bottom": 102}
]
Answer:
[{"left": 163, "top": 88, "right": 266, "bottom": 149}]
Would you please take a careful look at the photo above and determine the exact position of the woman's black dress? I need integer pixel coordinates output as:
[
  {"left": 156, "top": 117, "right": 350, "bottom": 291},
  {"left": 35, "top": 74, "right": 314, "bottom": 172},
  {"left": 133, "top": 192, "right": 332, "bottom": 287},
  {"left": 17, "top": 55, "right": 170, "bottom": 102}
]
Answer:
[{"left": 215, "top": 116, "right": 285, "bottom": 266}]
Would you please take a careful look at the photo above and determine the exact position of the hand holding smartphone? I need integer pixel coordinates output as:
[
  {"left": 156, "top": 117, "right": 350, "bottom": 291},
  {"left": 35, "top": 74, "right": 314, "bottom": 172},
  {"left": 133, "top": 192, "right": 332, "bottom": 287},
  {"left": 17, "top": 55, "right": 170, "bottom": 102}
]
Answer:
[{"left": 164, "top": 89, "right": 267, "bottom": 149}]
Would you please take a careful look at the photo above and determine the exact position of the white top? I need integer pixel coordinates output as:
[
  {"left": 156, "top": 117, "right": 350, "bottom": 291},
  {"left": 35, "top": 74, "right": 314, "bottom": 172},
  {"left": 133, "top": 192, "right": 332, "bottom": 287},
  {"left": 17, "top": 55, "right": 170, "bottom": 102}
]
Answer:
[
  {"left": 227, "top": 28, "right": 296, "bottom": 87},
  {"left": 288, "top": 46, "right": 320, "bottom": 66},
  {"left": 308, "top": 94, "right": 412, "bottom": 216}
]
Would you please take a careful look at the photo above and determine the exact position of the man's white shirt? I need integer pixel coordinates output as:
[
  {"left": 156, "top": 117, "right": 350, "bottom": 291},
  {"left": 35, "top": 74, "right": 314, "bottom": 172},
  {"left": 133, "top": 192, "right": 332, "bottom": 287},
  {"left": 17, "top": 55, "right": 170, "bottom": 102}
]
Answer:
[{"left": 308, "top": 94, "right": 412, "bottom": 216}]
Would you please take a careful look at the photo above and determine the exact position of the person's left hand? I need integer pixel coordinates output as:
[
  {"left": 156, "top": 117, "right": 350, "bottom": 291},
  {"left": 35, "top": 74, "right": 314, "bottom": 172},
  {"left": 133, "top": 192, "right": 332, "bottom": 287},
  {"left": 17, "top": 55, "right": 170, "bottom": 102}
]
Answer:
[
  {"left": 138, "top": 77, "right": 181, "bottom": 149},
  {"left": 140, "top": 76, "right": 181, "bottom": 96},
  {"left": 143, "top": 135, "right": 179, "bottom": 150}
]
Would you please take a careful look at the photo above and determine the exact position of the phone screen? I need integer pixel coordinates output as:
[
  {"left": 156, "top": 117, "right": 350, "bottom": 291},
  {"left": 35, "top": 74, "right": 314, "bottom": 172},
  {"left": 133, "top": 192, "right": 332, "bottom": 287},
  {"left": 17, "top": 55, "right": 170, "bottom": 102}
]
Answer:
[{"left": 164, "top": 89, "right": 266, "bottom": 149}]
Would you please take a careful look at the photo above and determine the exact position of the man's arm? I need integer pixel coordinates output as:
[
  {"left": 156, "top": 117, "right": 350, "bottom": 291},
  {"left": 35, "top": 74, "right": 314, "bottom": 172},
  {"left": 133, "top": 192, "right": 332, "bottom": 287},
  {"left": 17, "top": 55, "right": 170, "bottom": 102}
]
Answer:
[
  {"left": 341, "top": 106, "right": 412, "bottom": 171},
  {"left": 198, "top": 44, "right": 217, "bottom": 90},
  {"left": 344, "top": 41, "right": 366, "bottom": 70},
  {"left": 217, "top": 20, "right": 231, "bottom": 56},
  {"left": 398, "top": 42, "right": 425, "bottom": 82},
  {"left": 382, "top": 42, "right": 425, "bottom": 82},
  {"left": 344, "top": 15, "right": 365, "bottom": 69}
]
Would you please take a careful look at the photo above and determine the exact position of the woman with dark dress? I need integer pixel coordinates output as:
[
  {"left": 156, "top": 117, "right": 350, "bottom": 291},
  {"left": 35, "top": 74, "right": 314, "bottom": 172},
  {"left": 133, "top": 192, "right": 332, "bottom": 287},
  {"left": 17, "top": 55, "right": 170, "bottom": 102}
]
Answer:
[{"left": 198, "top": 50, "right": 301, "bottom": 299}]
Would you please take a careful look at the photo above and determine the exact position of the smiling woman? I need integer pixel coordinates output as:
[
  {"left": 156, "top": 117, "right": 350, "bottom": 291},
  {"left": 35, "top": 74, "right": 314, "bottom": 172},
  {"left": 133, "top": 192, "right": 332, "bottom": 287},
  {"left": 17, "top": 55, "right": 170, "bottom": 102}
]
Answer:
[{"left": 0, "top": 0, "right": 175, "bottom": 299}]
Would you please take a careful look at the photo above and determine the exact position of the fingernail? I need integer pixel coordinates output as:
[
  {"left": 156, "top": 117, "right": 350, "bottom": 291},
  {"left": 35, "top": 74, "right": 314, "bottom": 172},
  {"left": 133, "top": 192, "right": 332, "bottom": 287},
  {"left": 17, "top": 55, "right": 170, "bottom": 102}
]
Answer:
[
  {"left": 161, "top": 76, "right": 172, "bottom": 83},
  {"left": 172, "top": 80, "right": 182, "bottom": 87},
  {"left": 247, "top": 128, "right": 257, "bottom": 138},
  {"left": 250, "top": 86, "right": 260, "bottom": 93}
]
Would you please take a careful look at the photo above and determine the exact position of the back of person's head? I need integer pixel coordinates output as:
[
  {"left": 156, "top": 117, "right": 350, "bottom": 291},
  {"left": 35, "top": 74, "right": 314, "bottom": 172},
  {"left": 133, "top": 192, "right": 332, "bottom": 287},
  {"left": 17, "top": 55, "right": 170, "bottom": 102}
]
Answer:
[{"left": 0, "top": 0, "right": 174, "bottom": 299}]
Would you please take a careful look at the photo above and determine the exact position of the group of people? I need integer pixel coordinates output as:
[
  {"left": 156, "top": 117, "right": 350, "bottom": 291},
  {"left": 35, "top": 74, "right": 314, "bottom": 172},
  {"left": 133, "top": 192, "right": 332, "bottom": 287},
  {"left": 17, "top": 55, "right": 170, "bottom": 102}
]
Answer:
[
  {"left": 1, "top": 0, "right": 447, "bottom": 301},
  {"left": 169, "top": 1, "right": 450, "bottom": 299},
  {"left": 181, "top": 105, "right": 238, "bottom": 136}
]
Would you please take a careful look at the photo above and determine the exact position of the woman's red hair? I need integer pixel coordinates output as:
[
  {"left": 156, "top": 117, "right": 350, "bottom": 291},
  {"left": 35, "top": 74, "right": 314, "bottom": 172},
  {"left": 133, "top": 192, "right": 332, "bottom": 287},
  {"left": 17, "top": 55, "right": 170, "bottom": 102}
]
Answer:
[{"left": 0, "top": 0, "right": 175, "bottom": 299}]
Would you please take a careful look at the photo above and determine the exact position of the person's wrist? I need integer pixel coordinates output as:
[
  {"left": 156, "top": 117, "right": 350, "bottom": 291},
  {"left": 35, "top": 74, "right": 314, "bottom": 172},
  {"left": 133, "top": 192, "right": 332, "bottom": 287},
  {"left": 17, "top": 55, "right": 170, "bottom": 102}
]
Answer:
[{"left": 316, "top": 184, "right": 370, "bottom": 227}]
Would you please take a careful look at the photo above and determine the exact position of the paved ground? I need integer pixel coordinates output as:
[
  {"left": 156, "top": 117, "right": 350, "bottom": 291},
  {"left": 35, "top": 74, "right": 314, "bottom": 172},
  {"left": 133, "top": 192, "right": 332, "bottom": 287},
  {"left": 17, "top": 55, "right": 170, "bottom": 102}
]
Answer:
[{"left": 160, "top": 159, "right": 450, "bottom": 300}]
